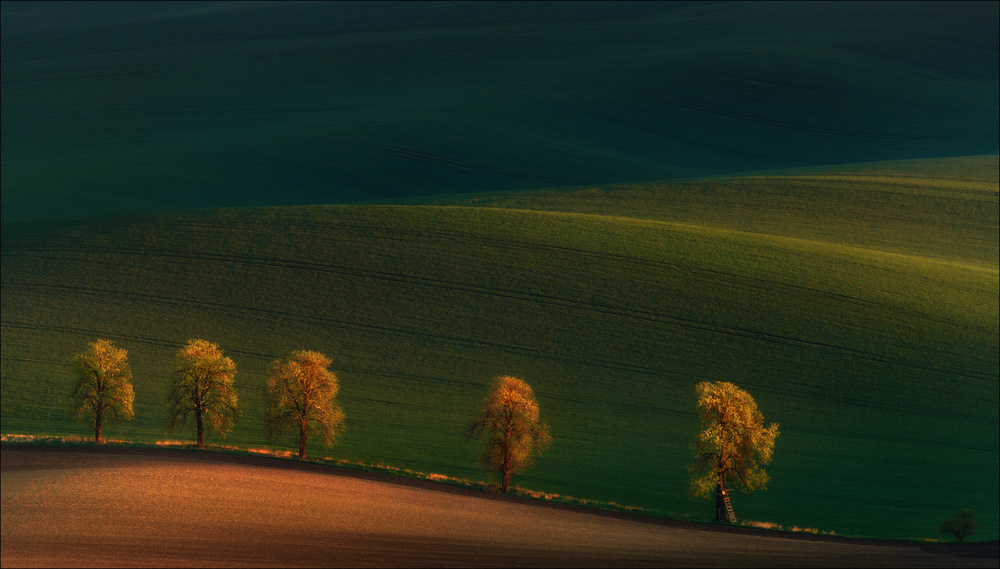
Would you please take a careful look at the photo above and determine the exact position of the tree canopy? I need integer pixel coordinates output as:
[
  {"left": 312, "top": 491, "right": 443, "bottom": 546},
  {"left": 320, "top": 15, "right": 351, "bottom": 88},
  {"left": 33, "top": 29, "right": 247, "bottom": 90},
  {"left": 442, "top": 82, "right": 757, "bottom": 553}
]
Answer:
[
  {"left": 468, "top": 375, "right": 552, "bottom": 493},
  {"left": 689, "top": 381, "right": 779, "bottom": 520},
  {"left": 70, "top": 339, "right": 135, "bottom": 443},
  {"left": 167, "top": 339, "right": 239, "bottom": 448},
  {"left": 939, "top": 509, "right": 977, "bottom": 543},
  {"left": 264, "top": 350, "right": 345, "bottom": 460}
]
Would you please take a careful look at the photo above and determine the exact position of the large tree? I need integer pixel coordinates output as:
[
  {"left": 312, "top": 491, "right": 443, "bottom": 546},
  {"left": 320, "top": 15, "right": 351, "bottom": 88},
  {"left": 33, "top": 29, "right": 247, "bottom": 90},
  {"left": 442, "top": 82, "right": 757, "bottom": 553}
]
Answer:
[
  {"left": 468, "top": 376, "right": 551, "bottom": 493},
  {"left": 264, "top": 350, "right": 345, "bottom": 460},
  {"left": 70, "top": 339, "right": 135, "bottom": 443},
  {"left": 167, "top": 339, "right": 239, "bottom": 448},
  {"left": 689, "top": 381, "right": 779, "bottom": 522}
]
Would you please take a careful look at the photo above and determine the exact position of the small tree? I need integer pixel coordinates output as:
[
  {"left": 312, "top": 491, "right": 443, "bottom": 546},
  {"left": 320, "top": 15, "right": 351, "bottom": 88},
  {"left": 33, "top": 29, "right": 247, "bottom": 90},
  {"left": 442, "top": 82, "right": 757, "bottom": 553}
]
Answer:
[
  {"left": 939, "top": 509, "right": 977, "bottom": 543},
  {"left": 70, "top": 339, "right": 135, "bottom": 443},
  {"left": 264, "top": 350, "right": 345, "bottom": 460},
  {"left": 167, "top": 339, "right": 238, "bottom": 448},
  {"left": 689, "top": 381, "right": 779, "bottom": 522},
  {"left": 468, "top": 376, "right": 551, "bottom": 493}
]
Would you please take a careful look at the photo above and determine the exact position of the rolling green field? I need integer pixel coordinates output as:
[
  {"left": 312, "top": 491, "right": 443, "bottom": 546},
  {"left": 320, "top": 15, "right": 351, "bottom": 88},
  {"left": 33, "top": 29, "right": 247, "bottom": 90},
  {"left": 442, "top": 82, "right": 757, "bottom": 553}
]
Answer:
[
  {"left": 1, "top": 0, "right": 998, "bottom": 548},
  {"left": 3, "top": 162, "right": 997, "bottom": 540},
  {"left": 407, "top": 155, "right": 1000, "bottom": 267},
  {"left": 2, "top": 2, "right": 997, "bottom": 221}
]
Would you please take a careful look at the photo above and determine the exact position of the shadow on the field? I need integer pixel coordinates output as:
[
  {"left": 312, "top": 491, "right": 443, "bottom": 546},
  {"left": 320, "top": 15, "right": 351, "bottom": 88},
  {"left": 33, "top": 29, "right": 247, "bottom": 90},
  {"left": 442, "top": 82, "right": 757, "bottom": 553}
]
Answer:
[{"left": 919, "top": 540, "right": 999, "bottom": 560}]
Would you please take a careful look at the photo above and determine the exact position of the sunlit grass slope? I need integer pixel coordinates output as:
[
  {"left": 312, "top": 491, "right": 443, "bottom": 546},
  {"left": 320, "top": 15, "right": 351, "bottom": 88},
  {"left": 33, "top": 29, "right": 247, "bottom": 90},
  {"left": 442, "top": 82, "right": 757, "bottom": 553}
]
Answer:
[
  {"left": 3, "top": 1, "right": 997, "bottom": 221},
  {"left": 407, "top": 155, "right": 1000, "bottom": 267},
  {"left": 2, "top": 205, "right": 997, "bottom": 541}
]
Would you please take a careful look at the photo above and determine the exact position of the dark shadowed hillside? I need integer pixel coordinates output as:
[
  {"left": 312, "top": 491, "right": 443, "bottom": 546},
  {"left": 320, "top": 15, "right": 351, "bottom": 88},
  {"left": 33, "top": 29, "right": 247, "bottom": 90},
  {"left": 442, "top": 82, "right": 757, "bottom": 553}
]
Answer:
[{"left": 2, "top": 1, "right": 997, "bottom": 220}]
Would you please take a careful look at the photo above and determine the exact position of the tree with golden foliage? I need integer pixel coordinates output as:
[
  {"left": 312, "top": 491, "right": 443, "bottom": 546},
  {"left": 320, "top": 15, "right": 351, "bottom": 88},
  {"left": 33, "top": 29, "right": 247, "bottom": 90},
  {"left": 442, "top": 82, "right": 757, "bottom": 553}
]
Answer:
[
  {"left": 689, "top": 381, "right": 779, "bottom": 522},
  {"left": 468, "top": 376, "right": 552, "bottom": 493},
  {"left": 264, "top": 350, "right": 345, "bottom": 460},
  {"left": 70, "top": 339, "right": 135, "bottom": 444},
  {"left": 167, "top": 339, "right": 239, "bottom": 449}
]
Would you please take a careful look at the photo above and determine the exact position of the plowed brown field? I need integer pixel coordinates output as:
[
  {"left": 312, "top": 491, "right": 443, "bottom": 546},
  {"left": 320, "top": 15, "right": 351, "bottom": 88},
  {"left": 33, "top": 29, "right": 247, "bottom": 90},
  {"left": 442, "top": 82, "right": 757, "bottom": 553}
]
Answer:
[{"left": 1, "top": 447, "right": 995, "bottom": 568}]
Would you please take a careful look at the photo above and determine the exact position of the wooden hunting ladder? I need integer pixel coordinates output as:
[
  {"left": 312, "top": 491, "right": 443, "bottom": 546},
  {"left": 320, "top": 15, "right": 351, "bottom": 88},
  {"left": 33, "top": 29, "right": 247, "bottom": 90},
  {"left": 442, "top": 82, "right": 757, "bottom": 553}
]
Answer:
[{"left": 723, "top": 491, "right": 736, "bottom": 523}]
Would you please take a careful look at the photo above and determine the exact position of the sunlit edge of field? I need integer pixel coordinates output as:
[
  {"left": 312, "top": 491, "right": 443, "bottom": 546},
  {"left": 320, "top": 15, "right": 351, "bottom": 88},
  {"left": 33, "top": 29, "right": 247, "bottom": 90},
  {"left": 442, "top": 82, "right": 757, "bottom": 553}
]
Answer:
[{"left": 393, "top": 154, "right": 1000, "bottom": 269}]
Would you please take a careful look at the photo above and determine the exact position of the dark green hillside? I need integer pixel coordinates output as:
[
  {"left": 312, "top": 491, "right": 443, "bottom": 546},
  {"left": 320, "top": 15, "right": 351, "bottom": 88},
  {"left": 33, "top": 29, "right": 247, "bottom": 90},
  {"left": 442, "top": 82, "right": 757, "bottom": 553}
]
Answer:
[
  {"left": 2, "top": 205, "right": 996, "bottom": 540},
  {"left": 408, "top": 155, "right": 1000, "bottom": 267},
  {"left": 3, "top": 2, "right": 997, "bottom": 221}
]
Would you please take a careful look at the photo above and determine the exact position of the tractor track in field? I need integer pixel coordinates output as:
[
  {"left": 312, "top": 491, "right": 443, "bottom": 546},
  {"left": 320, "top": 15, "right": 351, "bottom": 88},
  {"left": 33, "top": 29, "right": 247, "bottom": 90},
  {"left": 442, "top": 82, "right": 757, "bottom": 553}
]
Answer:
[
  {"left": 7, "top": 210, "right": 987, "bottom": 319},
  {"left": 0, "top": 226, "right": 965, "bottom": 325},
  {"left": 5, "top": 270, "right": 991, "bottom": 384},
  {"left": 3, "top": 249, "right": 992, "bottom": 384}
]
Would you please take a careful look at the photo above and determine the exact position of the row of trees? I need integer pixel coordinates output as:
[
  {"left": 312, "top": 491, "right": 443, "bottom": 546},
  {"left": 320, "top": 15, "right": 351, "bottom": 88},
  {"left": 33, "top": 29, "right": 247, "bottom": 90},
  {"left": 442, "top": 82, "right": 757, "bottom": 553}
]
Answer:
[
  {"left": 71, "top": 338, "right": 342, "bottom": 460},
  {"left": 71, "top": 339, "right": 779, "bottom": 514}
]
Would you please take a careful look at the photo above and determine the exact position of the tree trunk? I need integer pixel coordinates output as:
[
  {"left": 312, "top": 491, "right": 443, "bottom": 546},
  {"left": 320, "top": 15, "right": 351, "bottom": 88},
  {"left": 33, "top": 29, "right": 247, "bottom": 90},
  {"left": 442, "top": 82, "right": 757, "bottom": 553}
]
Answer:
[
  {"left": 299, "top": 420, "right": 308, "bottom": 460},
  {"left": 715, "top": 483, "right": 725, "bottom": 522},
  {"left": 95, "top": 413, "right": 104, "bottom": 444},
  {"left": 196, "top": 409, "right": 204, "bottom": 449},
  {"left": 501, "top": 410, "right": 512, "bottom": 493}
]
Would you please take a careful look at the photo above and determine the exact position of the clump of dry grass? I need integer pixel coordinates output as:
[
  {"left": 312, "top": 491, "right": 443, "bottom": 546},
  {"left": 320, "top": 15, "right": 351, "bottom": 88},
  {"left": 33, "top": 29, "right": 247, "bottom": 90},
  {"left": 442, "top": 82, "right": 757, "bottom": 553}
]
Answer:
[
  {"left": 792, "top": 526, "right": 820, "bottom": 534},
  {"left": 2, "top": 433, "right": 131, "bottom": 444},
  {"left": 742, "top": 520, "right": 782, "bottom": 530},
  {"left": 1, "top": 434, "right": 38, "bottom": 443},
  {"left": 507, "top": 486, "right": 647, "bottom": 513},
  {"left": 740, "top": 519, "right": 836, "bottom": 536},
  {"left": 247, "top": 447, "right": 295, "bottom": 458}
]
